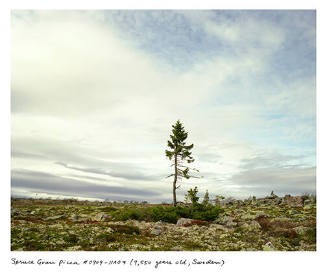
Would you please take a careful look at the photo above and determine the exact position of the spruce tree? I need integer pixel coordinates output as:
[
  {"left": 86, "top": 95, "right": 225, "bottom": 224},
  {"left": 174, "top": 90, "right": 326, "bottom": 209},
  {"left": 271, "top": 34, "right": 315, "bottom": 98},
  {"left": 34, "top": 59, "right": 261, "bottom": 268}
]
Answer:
[
  {"left": 165, "top": 120, "right": 200, "bottom": 206},
  {"left": 202, "top": 189, "right": 210, "bottom": 206}
]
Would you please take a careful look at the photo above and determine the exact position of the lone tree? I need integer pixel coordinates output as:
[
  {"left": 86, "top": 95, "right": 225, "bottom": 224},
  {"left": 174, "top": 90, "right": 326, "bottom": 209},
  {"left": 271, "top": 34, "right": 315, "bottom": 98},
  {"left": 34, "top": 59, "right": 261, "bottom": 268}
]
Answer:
[{"left": 165, "top": 120, "right": 200, "bottom": 206}]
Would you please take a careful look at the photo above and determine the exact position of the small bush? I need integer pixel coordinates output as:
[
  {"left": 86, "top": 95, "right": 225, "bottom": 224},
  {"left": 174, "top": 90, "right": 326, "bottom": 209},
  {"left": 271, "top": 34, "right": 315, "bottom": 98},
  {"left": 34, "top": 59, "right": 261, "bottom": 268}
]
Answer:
[
  {"left": 150, "top": 206, "right": 179, "bottom": 223},
  {"left": 110, "top": 203, "right": 223, "bottom": 224}
]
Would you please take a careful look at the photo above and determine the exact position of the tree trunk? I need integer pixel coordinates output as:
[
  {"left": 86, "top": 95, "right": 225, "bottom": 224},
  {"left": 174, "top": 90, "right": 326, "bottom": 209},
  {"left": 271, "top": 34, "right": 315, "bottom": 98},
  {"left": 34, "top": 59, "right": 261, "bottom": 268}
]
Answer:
[{"left": 173, "top": 154, "right": 178, "bottom": 206}]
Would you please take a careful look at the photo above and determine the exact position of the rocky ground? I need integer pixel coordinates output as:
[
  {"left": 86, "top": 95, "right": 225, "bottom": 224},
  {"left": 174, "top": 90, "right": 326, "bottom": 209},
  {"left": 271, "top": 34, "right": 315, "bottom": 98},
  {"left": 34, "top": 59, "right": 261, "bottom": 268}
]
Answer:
[{"left": 11, "top": 195, "right": 316, "bottom": 251}]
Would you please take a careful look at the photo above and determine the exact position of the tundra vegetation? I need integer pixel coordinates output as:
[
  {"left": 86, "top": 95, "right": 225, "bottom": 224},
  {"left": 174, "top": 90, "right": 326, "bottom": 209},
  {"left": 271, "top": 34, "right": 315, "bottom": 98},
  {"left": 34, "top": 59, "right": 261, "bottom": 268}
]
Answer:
[{"left": 11, "top": 191, "right": 316, "bottom": 251}]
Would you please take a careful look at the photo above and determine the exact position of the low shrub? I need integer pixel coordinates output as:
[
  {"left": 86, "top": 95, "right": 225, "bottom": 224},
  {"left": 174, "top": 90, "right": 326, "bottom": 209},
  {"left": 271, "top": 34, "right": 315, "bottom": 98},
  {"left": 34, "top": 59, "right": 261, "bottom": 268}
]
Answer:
[{"left": 110, "top": 204, "right": 224, "bottom": 224}]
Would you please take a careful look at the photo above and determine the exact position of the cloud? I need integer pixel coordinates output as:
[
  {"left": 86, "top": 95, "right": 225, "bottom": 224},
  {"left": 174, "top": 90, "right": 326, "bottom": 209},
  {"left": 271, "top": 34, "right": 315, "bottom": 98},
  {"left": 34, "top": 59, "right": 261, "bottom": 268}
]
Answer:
[
  {"left": 55, "top": 161, "right": 156, "bottom": 181},
  {"left": 11, "top": 10, "right": 316, "bottom": 201},
  {"left": 11, "top": 169, "right": 162, "bottom": 201},
  {"left": 230, "top": 166, "right": 316, "bottom": 197},
  {"left": 239, "top": 152, "right": 311, "bottom": 170}
]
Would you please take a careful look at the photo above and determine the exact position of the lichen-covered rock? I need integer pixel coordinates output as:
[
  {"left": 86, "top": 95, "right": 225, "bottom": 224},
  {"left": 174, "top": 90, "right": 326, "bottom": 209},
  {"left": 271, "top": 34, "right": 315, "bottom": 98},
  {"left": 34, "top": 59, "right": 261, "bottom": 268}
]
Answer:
[
  {"left": 176, "top": 218, "right": 209, "bottom": 227},
  {"left": 10, "top": 196, "right": 316, "bottom": 251},
  {"left": 176, "top": 218, "right": 192, "bottom": 226},
  {"left": 150, "top": 228, "right": 163, "bottom": 236}
]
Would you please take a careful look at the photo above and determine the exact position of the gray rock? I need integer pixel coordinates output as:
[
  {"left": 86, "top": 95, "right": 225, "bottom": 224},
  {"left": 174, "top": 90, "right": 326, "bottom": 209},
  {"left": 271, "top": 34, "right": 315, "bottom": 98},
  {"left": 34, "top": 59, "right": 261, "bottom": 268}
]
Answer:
[{"left": 176, "top": 218, "right": 193, "bottom": 226}]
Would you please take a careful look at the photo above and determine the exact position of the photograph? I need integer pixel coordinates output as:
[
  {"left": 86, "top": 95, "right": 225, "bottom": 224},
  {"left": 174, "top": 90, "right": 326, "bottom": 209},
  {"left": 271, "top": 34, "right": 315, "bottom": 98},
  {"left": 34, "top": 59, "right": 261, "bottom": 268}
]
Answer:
[{"left": 11, "top": 9, "right": 316, "bottom": 252}]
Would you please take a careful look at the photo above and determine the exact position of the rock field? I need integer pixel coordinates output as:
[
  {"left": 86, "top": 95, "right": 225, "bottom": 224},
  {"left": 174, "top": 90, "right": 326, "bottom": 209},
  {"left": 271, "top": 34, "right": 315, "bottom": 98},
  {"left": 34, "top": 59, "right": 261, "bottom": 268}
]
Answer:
[{"left": 11, "top": 194, "right": 316, "bottom": 251}]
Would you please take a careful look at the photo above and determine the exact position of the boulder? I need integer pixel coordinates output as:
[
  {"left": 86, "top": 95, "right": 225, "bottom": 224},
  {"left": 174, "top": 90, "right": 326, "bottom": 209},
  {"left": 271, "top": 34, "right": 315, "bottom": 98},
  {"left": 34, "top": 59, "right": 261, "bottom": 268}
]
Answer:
[
  {"left": 176, "top": 218, "right": 209, "bottom": 227},
  {"left": 176, "top": 218, "right": 193, "bottom": 226}
]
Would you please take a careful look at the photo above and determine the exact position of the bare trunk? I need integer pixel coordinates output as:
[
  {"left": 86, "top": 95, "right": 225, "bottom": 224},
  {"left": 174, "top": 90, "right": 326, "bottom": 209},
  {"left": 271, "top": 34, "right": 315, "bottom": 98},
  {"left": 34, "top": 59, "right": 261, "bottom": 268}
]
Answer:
[{"left": 173, "top": 154, "right": 178, "bottom": 206}]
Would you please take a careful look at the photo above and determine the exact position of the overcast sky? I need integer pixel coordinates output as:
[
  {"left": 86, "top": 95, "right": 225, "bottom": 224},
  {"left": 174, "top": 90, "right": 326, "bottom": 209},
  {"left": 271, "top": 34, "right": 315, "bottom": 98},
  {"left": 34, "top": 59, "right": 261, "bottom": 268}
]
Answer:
[{"left": 11, "top": 10, "right": 316, "bottom": 203}]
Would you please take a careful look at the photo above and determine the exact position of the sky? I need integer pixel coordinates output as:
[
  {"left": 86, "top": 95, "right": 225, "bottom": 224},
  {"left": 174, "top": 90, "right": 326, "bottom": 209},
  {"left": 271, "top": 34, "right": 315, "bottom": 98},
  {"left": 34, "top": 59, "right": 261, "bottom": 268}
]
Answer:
[{"left": 11, "top": 10, "right": 316, "bottom": 203}]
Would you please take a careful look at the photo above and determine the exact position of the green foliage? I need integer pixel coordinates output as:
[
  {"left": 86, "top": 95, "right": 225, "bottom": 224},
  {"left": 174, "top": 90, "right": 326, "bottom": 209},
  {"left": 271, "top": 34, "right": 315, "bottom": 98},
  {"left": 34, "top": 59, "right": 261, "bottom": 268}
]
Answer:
[
  {"left": 150, "top": 206, "right": 180, "bottom": 223},
  {"left": 110, "top": 203, "right": 223, "bottom": 224},
  {"left": 165, "top": 120, "right": 194, "bottom": 163},
  {"left": 202, "top": 190, "right": 209, "bottom": 206},
  {"left": 185, "top": 187, "right": 200, "bottom": 205},
  {"left": 111, "top": 206, "right": 143, "bottom": 221},
  {"left": 190, "top": 203, "right": 224, "bottom": 221}
]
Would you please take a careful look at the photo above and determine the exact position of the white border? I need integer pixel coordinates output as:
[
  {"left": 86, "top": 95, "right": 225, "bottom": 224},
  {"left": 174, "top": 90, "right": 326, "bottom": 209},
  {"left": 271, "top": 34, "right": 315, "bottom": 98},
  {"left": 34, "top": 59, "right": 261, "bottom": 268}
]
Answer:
[{"left": 2, "top": 1, "right": 325, "bottom": 273}]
